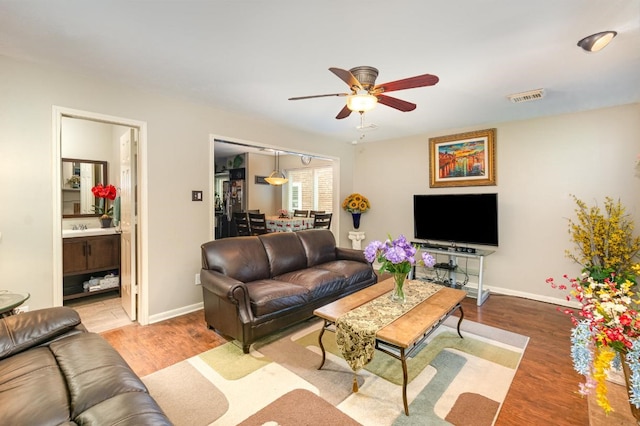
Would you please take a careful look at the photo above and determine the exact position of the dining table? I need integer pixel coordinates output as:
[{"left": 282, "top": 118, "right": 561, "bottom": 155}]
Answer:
[{"left": 266, "top": 216, "right": 314, "bottom": 233}]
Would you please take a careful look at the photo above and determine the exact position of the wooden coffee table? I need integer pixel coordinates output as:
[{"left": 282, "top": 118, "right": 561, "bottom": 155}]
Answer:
[{"left": 313, "top": 278, "right": 466, "bottom": 416}]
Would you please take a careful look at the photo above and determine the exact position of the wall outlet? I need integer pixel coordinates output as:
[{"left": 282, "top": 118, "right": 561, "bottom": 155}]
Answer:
[
  {"left": 195, "top": 273, "right": 201, "bottom": 285},
  {"left": 14, "top": 305, "right": 29, "bottom": 314}
]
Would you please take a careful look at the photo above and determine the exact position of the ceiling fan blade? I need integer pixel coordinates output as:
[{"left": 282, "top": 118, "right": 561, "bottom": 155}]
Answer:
[
  {"left": 335, "top": 105, "right": 352, "bottom": 119},
  {"left": 329, "top": 67, "right": 362, "bottom": 91},
  {"left": 288, "top": 93, "right": 348, "bottom": 101},
  {"left": 377, "top": 94, "right": 417, "bottom": 112},
  {"left": 374, "top": 73, "right": 439, "bottom": 93}
]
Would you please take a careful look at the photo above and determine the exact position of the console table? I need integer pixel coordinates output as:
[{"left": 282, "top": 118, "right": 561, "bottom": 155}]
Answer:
[{"left": 412, "top": 243, "right": 494, "bottom": 306}]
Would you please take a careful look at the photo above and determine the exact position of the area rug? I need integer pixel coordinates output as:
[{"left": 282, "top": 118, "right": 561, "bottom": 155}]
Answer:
[{"left": 142, "top": 316, "right": 529, "bottom": 426}]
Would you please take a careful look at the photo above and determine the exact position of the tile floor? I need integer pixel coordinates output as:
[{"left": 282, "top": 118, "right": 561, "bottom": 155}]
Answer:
[{"left": 65, "top": 292, "right": 132, "bottom": 333}]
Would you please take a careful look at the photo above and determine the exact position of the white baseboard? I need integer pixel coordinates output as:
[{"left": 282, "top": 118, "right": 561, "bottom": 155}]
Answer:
[
  {"left": 467, "top": 282, "right": 580, "bottom": 308},
  {"left": 148, "top": 301, "right": 204, "bottom": 324}
]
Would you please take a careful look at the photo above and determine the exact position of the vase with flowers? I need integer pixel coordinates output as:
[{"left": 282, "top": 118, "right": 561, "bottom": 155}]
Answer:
[
  {"left": 92, "top": 184, "right": 117, "bottom": 228},
  {"left": 342, "top": 193, "right": 370, "bottom": 229},
  {"left": 547, "top": 195, "right": 640, "bottom": 417},
  {"left": 364, "top": 234, "right": 435, "bottom": 303},
  {"left": 66, "top": 175, "right": 81, "bottom": 189},
  {"left": 278, "top": 209, "right": 289, "bottom": 219}
]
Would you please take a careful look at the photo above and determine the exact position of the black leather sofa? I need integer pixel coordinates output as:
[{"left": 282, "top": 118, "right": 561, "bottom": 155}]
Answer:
[
  {"left": 201, "top": 229, "right": 377, "bottom": 353},
  {"left": 0, "top": 307, "right": 172, "bottom": 425}
]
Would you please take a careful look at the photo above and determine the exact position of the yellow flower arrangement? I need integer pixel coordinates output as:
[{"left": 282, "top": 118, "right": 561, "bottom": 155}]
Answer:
[
  {"left": 342, "top": 193, "right": 370, "bottom": 213},
  {"left": 566, "top": 195, "right": 640, "bottom": 275},
  {"left": 548, "top": 195, "right": 640, "bottom": 414}
]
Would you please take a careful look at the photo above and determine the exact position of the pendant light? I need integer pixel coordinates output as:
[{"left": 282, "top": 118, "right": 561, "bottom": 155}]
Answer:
[{"left": 265, "top": 151, "right": 288, "bottom": 186}]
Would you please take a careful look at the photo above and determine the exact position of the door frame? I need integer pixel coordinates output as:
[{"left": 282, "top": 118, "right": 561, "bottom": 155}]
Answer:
[
  {"left": 52, "top": 106, "right": 150, "bottom": 325},
  {"left": 209, "top": 134, "right": 342, "bottom": 240}
]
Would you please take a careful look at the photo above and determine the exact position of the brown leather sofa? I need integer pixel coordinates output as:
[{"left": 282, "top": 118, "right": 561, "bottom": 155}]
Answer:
[
  {"left": 201, "top": 229, "right": 377, "bottom": 353},
  {"left": 0, "top": 307, "right": 172, "bottom": 425}
]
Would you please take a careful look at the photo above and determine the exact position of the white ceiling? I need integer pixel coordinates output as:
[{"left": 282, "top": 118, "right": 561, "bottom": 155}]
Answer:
[{"left": 1, "top": 1, "right": 638, "bottom": 145}]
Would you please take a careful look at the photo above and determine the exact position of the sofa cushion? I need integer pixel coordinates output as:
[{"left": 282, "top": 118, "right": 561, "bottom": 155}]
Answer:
[
  {"left": 0, "top": 346, "right": 71, "bottom": 425},
  {"left": 296, "top": 229, "right": 337, "bottom": 267},
  {"left": 259, "top": 232, "right": 307, "bottom": 277},
  {"left": 0, "top": 306, "right": 82, "bottom": 360},
  {"left": 75, "top": 391, "right": 171, "bottom": 426},
  {"left": 50, "top": 333, "right": 148, "bottom": 419},
  {"left": 276, "top": 268, "right": 347, "bottom": 300},
  {"left": 245, "top": 279, "right": 309, "bottom": 317},
  {"left": 315, "top": 260, "right": 376, "bottom": 287},
  {"left": 201, "top": 237, "right": 270, "bottom": 283}
]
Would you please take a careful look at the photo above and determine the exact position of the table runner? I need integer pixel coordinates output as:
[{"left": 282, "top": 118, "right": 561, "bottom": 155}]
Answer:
[{"left": 335, "top": 280, "right": 442, "bottom": 372}]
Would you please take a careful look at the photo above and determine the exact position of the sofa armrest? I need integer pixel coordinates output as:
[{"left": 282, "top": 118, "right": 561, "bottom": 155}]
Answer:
[
  {"left": 0, "top": 307, "right": 84, "bottom": 360},
  {"left": 200, "top": 269, "right": 253, "bottom": 322},
  {"left": 336, "top": 247, "right": 368, "bottom": 263}
]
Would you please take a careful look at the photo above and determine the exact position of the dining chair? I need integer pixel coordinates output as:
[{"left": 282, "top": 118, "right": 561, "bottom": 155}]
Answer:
[
  {"left": 309, "top": 210, "right": 325, "bottom": 217},
  {"left": 293, "top": 209, "right": 309, "bottom": 217},
  {"left": 232, "top": 212, "right": 251, "bottom": 236},
  {"left": 248, "top": 212, "right": 268, "bottom": 235},
  {"left": 313, "top": 213, "right": 332, "bottom": 229},
  {"left": 247, "top": 209, "right": 260, "bottom": 214}
]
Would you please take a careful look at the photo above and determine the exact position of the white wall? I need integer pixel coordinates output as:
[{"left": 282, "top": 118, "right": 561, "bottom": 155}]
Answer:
[
  {"left": 2, "top": 52, "right": 636, "bottom": 316},
  {"left": 247, "top": 152, "right": 278, "bottom": 214},
  {"left": 354, "top": 103, "right": 640, "bottom": 305},
  {"left": 0, "top": 55, "right": 355, "bottom": 316}
]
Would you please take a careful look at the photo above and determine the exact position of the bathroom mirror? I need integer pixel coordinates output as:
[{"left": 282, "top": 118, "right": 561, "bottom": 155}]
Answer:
[{"left": 61, "top": 158, "right": 108, "bottom": 218}]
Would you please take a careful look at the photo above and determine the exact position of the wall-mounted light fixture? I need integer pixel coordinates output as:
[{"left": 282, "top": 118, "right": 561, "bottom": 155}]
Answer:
[
  {"left": 577, "top": 31, "right": 617, "bottom": 52},
  {"left": 265, "top": 151, "right": 288, "bottom": 186}
]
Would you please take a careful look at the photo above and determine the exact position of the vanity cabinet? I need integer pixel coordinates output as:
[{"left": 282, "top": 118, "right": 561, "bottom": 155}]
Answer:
[{"left": 63, "top": 234, "right": 120, "bottom": 300}]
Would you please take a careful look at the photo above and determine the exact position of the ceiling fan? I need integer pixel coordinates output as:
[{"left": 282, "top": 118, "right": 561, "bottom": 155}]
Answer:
[{"left": 288, "top": 66, "right": 439, "bottom": 119}]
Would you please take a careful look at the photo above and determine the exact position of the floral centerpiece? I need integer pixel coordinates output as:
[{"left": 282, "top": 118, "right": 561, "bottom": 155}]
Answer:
[
  {"left": 278, "top": 209, "right": 288, "bottom": 218},
  {"left": 547, "top": 195, "right": 640, "bottom": 416},
  {"left": 364, "top": 234, "right": 435, "bottom": 303},
  {"left": 92, "top": 184, "right": 117, "bottom": 226},
  {"left": 342, "top": 193, "right": 370, "bottom": 229}
]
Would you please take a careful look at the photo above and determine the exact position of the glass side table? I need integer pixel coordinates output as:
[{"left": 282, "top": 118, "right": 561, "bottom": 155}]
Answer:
[{"left": 0, "top": 291, "right": 30, "bottom": 317}]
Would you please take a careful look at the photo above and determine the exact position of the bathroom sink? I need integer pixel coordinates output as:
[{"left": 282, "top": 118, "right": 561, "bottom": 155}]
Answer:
[{"left": 62, "top": 228, "right": 118, "bottom": 238}]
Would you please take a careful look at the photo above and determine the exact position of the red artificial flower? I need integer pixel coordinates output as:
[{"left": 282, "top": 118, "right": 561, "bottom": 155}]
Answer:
[{"left": 91, "top": 184, "right": 117, "bottom": 200}]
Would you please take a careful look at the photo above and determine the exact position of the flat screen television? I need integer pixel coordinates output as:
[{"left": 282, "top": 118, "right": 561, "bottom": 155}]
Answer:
[{"left": 413, "top": 193, "right": 499, "bottom": 246}]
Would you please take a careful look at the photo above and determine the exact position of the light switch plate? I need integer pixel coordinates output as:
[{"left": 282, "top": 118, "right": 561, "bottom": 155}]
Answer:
[{"left": 192, "top": 190, "right": 203, "bottom": 201}]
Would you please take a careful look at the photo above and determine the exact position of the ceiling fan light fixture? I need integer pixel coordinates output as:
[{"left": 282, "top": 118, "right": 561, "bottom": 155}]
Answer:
[
  {"left": 265, "top": 151, "right": 288, "bottom": 186},
  {"left": 346, "top": 93, "right": 378, "bottom": 112},
  {"left": 577, "top": 31, "right": 617, "bottom": 52}
]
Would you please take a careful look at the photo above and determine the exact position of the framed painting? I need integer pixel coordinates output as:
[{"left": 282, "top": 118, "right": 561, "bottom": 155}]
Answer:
[
  {"left": 255, "top": 175, "right": 269, "bottom": 185},
  {"left": 429, "top": 128, "right": 496, "bottom": 188}
]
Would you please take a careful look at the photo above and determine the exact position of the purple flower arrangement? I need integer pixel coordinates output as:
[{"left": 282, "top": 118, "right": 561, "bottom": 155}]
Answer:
[{"left": 364, "top": 234, "right": 436, "bottom": 275}]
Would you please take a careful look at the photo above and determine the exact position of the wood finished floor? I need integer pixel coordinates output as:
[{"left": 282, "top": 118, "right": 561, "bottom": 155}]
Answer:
[{"left": 99, "top": 295, "right": 632, "bottom": 425}]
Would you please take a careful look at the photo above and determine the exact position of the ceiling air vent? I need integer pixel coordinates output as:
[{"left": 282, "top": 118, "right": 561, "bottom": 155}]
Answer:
[{"left": 507, "top": 89, "right": 545, "bottom": 103}]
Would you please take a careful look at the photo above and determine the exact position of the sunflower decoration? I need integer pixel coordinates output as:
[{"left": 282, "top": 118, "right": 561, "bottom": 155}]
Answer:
[{"left": 342, "top": 193, "right": 371, "bottom": 213}]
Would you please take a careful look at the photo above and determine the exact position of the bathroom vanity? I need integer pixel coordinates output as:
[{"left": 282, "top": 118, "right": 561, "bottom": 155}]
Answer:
[{"left": 62, "top": 229, "right": 120, "bottom": 300}]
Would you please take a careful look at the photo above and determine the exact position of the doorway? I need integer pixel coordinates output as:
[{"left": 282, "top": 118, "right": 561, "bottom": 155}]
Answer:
[
  {"left": 52, "top": 107, "right": 149, "bottom": 330},
  {"left": 210, "top": 136, "right": 341, "bottom": 240}
]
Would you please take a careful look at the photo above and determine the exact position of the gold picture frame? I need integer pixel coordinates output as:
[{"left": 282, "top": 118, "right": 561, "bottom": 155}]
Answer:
[{"left": 429, "top": 128, "right": 496, "bottom": 188}]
